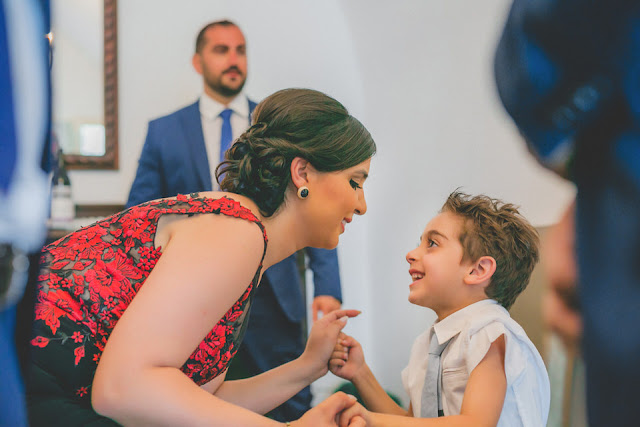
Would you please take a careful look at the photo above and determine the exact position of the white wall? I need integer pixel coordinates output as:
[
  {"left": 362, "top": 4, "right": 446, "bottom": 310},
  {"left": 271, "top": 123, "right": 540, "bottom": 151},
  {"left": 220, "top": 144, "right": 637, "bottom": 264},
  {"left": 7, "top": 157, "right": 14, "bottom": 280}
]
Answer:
[{"left": 65, "top": 0, "right": 576, "bottom": 406}]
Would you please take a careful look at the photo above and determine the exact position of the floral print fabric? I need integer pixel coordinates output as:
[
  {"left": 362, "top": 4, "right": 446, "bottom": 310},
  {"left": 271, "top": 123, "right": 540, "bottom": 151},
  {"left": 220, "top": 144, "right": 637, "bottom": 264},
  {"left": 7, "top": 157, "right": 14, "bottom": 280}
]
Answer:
[{"left": 29, "top": 194, "right": 267, "bottom": 403}]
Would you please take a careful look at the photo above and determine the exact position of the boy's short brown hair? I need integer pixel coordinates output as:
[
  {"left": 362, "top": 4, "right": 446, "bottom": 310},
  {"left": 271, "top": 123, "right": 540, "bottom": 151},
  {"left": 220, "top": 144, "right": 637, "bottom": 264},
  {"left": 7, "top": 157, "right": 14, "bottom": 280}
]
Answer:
[{"left": 441, "top": 190, "right": 539, "bottom": 309}]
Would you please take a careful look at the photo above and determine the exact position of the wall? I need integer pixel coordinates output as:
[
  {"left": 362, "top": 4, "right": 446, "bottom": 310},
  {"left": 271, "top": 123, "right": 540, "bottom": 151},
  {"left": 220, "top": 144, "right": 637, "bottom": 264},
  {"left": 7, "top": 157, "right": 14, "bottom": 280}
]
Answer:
[{"left": 64, "top": 0, "right": 576, "bottom": 405}]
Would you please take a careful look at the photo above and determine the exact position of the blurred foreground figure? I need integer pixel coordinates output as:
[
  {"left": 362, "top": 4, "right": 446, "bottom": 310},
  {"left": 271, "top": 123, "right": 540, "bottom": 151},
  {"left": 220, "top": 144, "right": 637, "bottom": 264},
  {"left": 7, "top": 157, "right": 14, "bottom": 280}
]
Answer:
[
  {"left": 495, "top": 0, "right": 640, "bottom": 424},
  {"left": 0, "top": 0, "right": 50, "bottom": 425}
]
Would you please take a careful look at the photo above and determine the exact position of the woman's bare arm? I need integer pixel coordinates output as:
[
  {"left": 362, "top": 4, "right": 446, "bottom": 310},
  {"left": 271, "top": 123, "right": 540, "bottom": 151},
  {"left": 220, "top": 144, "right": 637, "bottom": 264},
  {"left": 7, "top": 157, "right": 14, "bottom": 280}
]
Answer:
[
  {"left": 214, "top": 309, "right": 359, "bottom": 414},
  {"left": 92, "top": 214, "right": 282, "bottom": 426}
]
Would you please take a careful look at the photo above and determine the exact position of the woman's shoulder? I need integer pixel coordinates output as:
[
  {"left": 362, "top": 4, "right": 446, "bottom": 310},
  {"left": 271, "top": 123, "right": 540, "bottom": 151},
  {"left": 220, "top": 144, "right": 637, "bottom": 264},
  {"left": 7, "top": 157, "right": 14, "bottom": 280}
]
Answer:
[
  {"left": 155, "top": 205, "right": 267, "bottom": 278},
  {"left": 153, "top": 192, "right": 268, "bottom": 253},
  {"left": 195, "top": 191, "right": 263, "bottom": 221}
]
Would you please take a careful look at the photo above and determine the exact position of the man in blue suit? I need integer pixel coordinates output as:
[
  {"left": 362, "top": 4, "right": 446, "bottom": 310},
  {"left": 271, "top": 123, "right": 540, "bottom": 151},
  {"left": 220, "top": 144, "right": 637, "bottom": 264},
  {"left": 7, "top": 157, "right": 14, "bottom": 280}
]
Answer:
[
  {"left": 126, "top": 20, "right": 342, "bottom": 421},
  {"left": 495, "top": 1, "right": 640, "bottom": 424}
]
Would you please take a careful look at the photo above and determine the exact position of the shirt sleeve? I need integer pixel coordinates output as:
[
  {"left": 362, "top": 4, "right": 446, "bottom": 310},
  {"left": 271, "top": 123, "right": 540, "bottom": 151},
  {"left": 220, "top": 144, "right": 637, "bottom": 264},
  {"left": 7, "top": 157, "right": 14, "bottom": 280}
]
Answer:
[
  {"left": 401, "top": 364, "right": 411, "bottom": 398},
  {"left": 464, "top": 321, "right": 512, "bottom": 377},
  {"left": 467, "top": 318, "right": 550, "bottom": 426}
]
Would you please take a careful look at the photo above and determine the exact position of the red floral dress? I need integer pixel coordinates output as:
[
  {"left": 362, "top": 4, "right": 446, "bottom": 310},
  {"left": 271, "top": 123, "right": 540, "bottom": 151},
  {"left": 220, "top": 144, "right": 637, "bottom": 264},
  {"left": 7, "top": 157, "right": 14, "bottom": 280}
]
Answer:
[{"left": 26, "top": 194, "right": 267, "bottom": 417}]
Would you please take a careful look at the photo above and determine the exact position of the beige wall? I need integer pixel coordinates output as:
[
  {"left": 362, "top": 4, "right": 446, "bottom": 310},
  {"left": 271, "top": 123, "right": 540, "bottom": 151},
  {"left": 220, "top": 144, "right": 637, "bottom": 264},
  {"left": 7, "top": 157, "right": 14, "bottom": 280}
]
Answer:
[{"left": 510, "top": 226, "right": 550, "bottom": 356}]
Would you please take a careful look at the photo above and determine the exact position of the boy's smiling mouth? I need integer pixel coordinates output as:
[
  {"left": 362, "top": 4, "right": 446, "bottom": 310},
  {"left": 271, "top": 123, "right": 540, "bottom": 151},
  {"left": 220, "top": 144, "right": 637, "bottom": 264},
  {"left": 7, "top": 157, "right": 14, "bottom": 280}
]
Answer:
[{"left": 409, "top": 269, "right": 424, "bottom": 281}]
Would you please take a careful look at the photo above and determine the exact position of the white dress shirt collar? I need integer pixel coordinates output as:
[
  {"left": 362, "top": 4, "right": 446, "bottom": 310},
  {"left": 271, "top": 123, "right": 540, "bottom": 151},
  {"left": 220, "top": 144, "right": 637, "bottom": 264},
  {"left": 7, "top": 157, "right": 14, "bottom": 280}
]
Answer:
[
  {"left": 199, "top": 91, "right": 250, "bottom": 121},
  {"left": 433, "top": 299, "right": 500, "bottom": 344}
]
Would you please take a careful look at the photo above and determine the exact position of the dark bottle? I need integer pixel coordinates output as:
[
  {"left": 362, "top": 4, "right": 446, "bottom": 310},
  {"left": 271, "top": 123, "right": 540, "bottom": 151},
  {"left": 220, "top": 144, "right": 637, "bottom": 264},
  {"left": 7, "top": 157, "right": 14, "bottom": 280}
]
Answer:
[{"left": 50, "top": 148, "right": 74, "bottom": 227}]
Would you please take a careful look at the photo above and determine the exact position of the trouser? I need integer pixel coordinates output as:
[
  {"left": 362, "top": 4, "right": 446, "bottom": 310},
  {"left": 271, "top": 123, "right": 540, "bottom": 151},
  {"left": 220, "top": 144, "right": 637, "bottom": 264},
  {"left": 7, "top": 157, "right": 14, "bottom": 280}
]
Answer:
[
  {"left": 1, "top": 247, "right": 40, "bottom": 427},
  {"left": 576, "top": 136, "right": 640, "bottom": 425}
]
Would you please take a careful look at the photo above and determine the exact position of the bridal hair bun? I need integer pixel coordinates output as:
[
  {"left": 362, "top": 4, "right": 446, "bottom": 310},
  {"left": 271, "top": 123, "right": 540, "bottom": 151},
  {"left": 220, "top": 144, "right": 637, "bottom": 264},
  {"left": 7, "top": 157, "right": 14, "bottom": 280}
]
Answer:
[
  {"left": 217, "top": 126, "right": 291, "bottom": 217},
  {"left": 246, "top": 122, "right": 268, "bottom": 137},
  {"left": 216, "top": 88, "right": 376, "bottom": 217}
]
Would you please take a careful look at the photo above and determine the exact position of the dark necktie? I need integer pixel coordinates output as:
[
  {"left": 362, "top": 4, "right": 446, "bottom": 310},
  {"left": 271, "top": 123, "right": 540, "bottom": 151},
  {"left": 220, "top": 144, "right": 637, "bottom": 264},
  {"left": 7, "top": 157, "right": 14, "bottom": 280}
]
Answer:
[
  {"left": 420, "top": 330, "right": 451, "bottom": 418},
  {"left": 219, "top": 108, "right": 233, "bottom": 164}
]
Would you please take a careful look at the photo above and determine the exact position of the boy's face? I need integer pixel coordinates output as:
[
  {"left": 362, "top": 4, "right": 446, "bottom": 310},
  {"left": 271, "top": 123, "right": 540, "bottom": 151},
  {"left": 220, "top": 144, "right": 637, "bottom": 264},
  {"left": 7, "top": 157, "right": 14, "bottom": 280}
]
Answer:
[{"left": 405, "top": 211, "right": 473, "bottom": 316}]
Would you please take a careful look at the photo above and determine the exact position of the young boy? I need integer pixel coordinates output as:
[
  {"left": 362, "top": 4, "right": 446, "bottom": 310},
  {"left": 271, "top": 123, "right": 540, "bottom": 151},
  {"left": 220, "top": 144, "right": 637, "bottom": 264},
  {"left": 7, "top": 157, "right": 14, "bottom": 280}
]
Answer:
[{"left": 330, "top": 191, "right": 550, "bottom": 426}]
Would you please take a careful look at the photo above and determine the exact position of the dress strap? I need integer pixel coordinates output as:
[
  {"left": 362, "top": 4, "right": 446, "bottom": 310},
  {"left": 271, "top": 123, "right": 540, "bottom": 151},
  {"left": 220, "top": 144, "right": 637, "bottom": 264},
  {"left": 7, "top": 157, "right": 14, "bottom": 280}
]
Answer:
[{"left": 149, "top": 194, "right": 269, "bottom": 265}]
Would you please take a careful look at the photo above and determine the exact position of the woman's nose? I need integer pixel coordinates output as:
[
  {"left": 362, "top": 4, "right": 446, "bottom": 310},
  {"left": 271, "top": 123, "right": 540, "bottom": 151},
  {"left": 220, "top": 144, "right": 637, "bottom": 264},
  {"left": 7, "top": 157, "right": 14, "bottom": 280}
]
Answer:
[{"left": 355, "top": 192, "right": 367, "bottom": 216}]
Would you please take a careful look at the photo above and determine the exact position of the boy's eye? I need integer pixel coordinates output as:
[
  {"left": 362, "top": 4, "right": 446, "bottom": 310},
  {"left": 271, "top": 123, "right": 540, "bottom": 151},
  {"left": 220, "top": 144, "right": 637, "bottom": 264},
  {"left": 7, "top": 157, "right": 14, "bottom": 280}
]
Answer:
[
  {"left": 349, "top": 179, "right": 361, "bottom": 190},
  {"left": 427, "top": 239, "right": 437, "bottom": 248}
]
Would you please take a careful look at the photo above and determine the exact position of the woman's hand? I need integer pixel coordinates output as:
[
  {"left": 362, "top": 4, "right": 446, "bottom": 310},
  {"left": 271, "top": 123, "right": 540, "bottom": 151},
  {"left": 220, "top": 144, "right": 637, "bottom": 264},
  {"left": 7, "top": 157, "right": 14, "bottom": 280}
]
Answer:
[
  {"left": 300, "top": 309, "right": 360, "bottom": 380},
  {"left": 293, "top": 392, "right": 364, "bottom": 427},
  {"left": 329, "top": 333, "right": 366, "bottom": 381}
]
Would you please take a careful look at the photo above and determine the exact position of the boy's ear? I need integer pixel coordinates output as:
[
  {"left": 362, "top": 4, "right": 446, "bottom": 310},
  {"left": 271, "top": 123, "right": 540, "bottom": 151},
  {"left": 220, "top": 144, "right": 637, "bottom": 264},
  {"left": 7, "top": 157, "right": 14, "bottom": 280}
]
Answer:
[
  {"left": 464, "top": 256, "right": 497, "bottom": 288},
  {"left": 290, "top": 157, "right": 312, "bottom": 187}
]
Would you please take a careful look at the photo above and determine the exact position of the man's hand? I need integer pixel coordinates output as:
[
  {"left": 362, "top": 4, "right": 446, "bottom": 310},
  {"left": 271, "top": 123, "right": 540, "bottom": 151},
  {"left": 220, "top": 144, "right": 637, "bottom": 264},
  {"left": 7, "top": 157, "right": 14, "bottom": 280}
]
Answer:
[
  {"left": 543, "top": 201, "right": 582, "bottom": 352},
  {"left": 312, "top": 295, "right": 342, "bottom": 322}
]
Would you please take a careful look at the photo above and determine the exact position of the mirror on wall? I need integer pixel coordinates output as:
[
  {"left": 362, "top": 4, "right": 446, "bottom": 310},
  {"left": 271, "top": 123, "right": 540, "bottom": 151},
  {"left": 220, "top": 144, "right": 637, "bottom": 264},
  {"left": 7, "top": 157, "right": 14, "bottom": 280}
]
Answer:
[{"left": 51, "top": 0, "right": 118, "bottom": 169}]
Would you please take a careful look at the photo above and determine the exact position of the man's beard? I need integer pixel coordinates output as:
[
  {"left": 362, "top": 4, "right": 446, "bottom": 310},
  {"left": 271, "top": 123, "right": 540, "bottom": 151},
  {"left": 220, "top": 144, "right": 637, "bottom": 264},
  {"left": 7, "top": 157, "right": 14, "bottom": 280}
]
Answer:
[{"left": 206, "top": 68, "right": 246, "bottom": 98}]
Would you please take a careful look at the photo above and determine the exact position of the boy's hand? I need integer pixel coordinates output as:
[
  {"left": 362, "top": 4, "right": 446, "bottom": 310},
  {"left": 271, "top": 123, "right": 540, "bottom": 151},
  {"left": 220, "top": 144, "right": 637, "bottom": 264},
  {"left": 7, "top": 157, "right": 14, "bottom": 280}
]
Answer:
[
  {"left": 329, "top": 333, "right": 366, "bottom": 381},
  {"left": 338, "top": 402, "right": 372, "bottom": 427},
  {"left": 301, "top": 310, "right": 360, "bottom": 380},
  {"left": 294, "top": 392, "right": 364, "bottom": 426}
]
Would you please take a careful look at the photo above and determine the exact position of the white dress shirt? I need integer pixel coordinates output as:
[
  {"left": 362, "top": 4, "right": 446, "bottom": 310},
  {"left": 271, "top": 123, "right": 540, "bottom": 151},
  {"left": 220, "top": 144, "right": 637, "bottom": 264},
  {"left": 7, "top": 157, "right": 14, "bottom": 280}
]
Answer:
[
  {"left": 199, "top": 92, "right": 252, "bottom": 189},
  {"left": 401, "top": 299, "right": 550, "bottom": 426}
]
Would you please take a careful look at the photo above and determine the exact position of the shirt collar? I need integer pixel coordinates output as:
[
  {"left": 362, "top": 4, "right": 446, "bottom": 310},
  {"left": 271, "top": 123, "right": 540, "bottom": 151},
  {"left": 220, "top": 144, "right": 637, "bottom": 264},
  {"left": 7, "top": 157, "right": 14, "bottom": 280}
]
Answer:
[
  {"left": 199, "top": 91, "right": 249, "bottom": 121},
  {"left": 433, "top": 299, "right": 500, "bottom": 344}
]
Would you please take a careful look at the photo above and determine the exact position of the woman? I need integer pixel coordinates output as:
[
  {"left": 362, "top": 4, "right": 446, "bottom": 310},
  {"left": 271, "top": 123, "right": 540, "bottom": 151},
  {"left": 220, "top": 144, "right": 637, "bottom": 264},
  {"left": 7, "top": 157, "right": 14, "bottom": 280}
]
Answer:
[{"left": 26, "top": 88, "right": 375, "bottom": 426}]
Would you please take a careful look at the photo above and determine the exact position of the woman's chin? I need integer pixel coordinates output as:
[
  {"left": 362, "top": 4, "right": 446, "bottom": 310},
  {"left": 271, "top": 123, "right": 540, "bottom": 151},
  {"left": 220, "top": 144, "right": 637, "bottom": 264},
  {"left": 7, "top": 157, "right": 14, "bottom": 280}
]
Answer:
[
  {"left": 329, "top": 233, "right": 341, "bottom": 249},
  {"left": 313, "top": 235, "right": 339, "bottom": 250}
]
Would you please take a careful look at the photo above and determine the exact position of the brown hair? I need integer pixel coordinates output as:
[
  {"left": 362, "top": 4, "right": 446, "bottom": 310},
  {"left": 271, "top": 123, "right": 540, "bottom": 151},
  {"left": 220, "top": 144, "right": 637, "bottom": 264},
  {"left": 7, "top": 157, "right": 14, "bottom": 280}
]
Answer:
[
  {"left": 195, "top": 20, "right": 240, "bottom": 53},
  {"left": 216, "top": 88, "right": 376, "bottom": 217},
  {"left": 441, "top": 190, "right": 539, "bottom": 309}
]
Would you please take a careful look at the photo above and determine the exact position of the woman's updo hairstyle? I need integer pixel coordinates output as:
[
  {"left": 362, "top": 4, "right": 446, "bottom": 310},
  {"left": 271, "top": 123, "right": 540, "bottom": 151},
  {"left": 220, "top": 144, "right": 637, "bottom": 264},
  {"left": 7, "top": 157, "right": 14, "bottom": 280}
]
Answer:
[{"left": 216, "top": 88, "right": 376, "bottom": 217}]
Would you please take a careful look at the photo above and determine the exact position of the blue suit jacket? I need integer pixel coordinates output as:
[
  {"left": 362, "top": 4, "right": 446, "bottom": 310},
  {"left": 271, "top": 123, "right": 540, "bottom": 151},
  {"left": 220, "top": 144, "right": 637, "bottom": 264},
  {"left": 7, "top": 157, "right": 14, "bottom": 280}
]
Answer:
[
  {"left": 127, "top": 100, "right": 342, "bottom": 323},
  {"left": 494, "top": 0, "right": 640, "bottom": 186}
]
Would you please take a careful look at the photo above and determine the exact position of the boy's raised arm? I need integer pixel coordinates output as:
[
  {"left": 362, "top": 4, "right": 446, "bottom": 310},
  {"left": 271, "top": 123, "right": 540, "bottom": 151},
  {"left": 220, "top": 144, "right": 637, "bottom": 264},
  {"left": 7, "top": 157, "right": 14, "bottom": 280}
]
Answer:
[{"left": 330, "top": 334, "right": 409, "bottom": 416}]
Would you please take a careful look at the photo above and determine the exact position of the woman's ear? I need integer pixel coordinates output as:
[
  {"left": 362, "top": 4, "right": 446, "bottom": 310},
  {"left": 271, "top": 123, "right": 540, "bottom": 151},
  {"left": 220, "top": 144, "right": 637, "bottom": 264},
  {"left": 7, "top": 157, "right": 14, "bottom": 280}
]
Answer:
[
  {"left": 464, "top": 256, "right": 497, "bottom": 288},
  {"left": 290, "top": 157, "right": 312, "bottom": 187}
]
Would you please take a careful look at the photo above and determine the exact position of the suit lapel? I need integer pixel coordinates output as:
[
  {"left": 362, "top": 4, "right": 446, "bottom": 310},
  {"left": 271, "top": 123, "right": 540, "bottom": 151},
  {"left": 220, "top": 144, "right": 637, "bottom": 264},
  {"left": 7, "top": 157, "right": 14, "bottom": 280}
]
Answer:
[
  {"left": 248, "top": 98, "right": 257, "bottom": 125},
  {"left": 181, "top": 100, "right": 212, "bottom": 191}
]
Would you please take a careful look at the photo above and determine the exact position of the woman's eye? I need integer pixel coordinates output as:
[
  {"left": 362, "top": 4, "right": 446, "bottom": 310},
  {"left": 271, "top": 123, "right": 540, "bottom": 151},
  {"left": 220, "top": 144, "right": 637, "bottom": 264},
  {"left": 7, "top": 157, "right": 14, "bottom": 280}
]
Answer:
[{"left": 349, "top": 179, "right": 361, "bottom": 190}]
